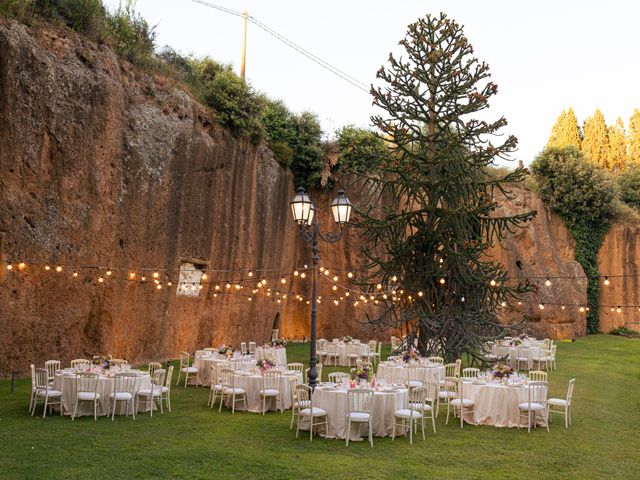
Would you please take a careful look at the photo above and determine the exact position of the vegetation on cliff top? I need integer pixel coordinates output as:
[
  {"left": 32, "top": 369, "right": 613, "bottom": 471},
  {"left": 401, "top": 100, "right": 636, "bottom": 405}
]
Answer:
[{"left": 0, "top": 0, "right": 383, "bottom": 190}]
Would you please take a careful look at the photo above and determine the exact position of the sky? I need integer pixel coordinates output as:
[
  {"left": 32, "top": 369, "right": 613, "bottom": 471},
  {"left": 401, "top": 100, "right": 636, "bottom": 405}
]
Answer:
[{"left": 103, "top": 0, "right": 640, "bottom": 164}]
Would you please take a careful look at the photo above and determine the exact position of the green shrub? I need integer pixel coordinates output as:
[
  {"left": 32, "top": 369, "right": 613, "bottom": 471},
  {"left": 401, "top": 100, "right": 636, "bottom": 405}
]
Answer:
[
  {"left": 531, "top": 146, "right": 617, "bottom": 226},
  {"left": 35, "top": 0, "right": 106, "bottom": 38},
  {"left": 618, "top": 163, "right": 640, "bottom": 208},
  {"left": 269, "top": 141, "right": 293, "bottom": 168},
  {"left": 106, "top": 0, "right": 155, "bottom": 66},
  {"left": 290, "top": 111, "right": 324, "bottom": 189},
  {"left": 610, "top": 326, "right": 639, "bottom": 336},
  {"left": 336, "top": 125, "right": 386, "bottom": 174},
  {"left": 0, "top": 0, "right": 34, "bottom": 21}
]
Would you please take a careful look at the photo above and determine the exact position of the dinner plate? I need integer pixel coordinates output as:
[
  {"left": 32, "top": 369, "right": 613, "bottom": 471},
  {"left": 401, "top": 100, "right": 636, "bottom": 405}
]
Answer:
[{"left": 508, "top": 383, "right": 525, "bottom": 388}]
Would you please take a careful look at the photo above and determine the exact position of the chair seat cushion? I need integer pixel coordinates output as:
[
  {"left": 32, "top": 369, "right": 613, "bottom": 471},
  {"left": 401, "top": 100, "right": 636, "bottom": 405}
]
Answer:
[
  {"left": 37, "top": 389, "right": 62, "bottom": 397},
  {"left": 160, "top": 386, "right": 170, "bottom": 393},
  {"left": 259, "top": 388, "right": 280, "bottom": 396},
  {"left": 212, "top": 384, "right": 224, "bottom": 391},
  {"left": 407, "top": 380, "right": 423, "bottom": 388},
  {"left": 78, "top": 392, "right": 100, "bottom": 401},
  {"left": 348, "top": 412, "right": 370, "bottom": 421},
  {"left": 410, "top": 402, "right": 433, "bottom": 411},
  {"left": 547, "top": 398, "right": 568, "bottom": 406},
  {"left": 223, "top": 387, "right": 246, "bottom": 395},
  {"left": 181, "top": 367, "right": 198, "bottom": 373},
  {"left": 110, "top": 392, "right": 133, "bottom": 401},
  {"left": 438, "top": 391, "right": 456, "bottom": 399},
  {"left": 518, "top": 402, "right": 545, "bottom": 411},
  {"left": 450, "top": 398, "right": 474, "bottom": 407},
  {"left": 300, "top": 407, "right": 327, "bottom": 417},
  {"left": 137, "top": 389, "right": 161, "bottom": 397},
  {"left": 395, "top": 408, "right": 422, "bottom": 419}
]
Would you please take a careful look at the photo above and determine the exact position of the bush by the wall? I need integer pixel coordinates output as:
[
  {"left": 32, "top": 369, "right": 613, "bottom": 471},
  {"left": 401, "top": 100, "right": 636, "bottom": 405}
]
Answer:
[
  {"left": 618, "top": 163, "right": 640, "bottom": 208},
  {"left": 336, "top": 125, "right": 386, "bottom": 174}
]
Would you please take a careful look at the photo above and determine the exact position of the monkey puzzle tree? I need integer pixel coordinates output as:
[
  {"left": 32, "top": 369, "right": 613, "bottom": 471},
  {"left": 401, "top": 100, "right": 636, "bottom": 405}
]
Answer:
[{"left": 354, "top": 13, "right": 536, "bottom": 362}]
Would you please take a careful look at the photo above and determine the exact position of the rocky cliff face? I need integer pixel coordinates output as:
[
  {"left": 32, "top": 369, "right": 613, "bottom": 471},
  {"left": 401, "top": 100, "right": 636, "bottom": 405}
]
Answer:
[{"left": 2, "top": 19, "right": 634, "bottom": 376}]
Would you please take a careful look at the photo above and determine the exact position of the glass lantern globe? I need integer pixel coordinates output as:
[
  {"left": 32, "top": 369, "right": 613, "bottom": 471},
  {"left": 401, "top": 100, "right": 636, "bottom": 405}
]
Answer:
[
  {"left": 290, "top": 187, "right": 314, "bottom": 226},
  {"left": 331, "top": 189, "right": 352, "bottom": 226}
]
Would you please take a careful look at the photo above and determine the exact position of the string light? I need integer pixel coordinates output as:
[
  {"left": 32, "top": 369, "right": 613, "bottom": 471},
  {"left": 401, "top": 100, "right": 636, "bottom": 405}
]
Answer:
[
  {"left": 226, "top": 283, "right": 231, "bottom": 289},
  {"left": 561, "top": 305, "right": 565, "bottom": 310},
  {"left": 579, "top": 306, "right": 585, "bottom": 312},
  {"left": 333, "top": 275, "right": 338, "bottom": 282},
  {"left": 392, "top": 275, "right": 397, "bottom": 282},
  {"left": 616, "top": 306, "right": 622, "bottom": 313},
  {"left": 490, "top": 279, "right": 496, "bottom": 287},
  {"left": 72, "top": 271, "right": 78, "bottom": 277},
  {"left": 324, "top": 270, "right": 330, "bottom": 276},
  {"left": 294, "top": 270, "right": 299, "bottom": 276},
  {"left": 545, "top": 278, "right": 551, "bottom": 287},
  {"left": 18, "top": 262, "right": 26, "bottom": 270},
  {"left": 347, "top": 272, "right": 354, "bottom": 279},
  {"left": 300, "top": 272, "right": 306, "bottom": 279},
  {"left": 141, "top": 276, "right": 146, "bottom": 281},
  {"left": 439, "top": 278, "right": 445, "bottom": 285},
  {"left": 538, "top": 303, "right": 544, "bottom": 310},
  {"left": 98, "top": 277, "right": 104, "bottom": 283},
  {"left": 248, "top": 271, "right": 253, "bottom": 277},
  {"left": 6, "top": 265, "right": 12, "bottom": 271},
  {"left": 106, "top": 270, "right": 112, "bottom": 276},
  {"left": 156, "top": 284, "right": 162, "bottom": 290},
  {"left": 376, "top": 283, "right": 382, "bottom": 290},
  {"left": 152, "top": 272, "right": 159, "bottom": 279},
  {"left": 281, "top": 277, "right": 286, "bottom": 284},
  {"left": 604, "top": 276, "right": 610, "bottom": 286},
  {"left": 44, "top": 265, "right": 50, "bottom": 271},
  {"left": 319, "top": 267, "right": 325, "bottom": 273},
  {"left": 201, "top": 273, "right": 207, "bottom": 280},
  {"left": 129, "top": 272, "right": 135, "bottom": 279}
]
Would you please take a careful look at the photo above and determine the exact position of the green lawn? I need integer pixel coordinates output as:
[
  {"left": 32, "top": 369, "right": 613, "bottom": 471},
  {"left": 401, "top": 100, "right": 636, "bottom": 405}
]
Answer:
[{"left": 0, "top": 335, "right": 638, "bottom": 479}]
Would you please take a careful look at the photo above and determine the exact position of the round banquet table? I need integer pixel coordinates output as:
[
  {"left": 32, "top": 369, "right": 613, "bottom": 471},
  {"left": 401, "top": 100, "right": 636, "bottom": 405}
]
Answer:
[
  {"left": 460, "top": 379, "right": 546, "bottom": 428},
  {"left": 376, "top": 362, "right": 445, "bottom": 384},
  {"left": 53, "top": 370, "right": 152, "bottom": 417},
  {"left": 194, "top": 354, "right": 256, "bottom": 385},
  {"left": 334, "top": 343, "right": 370, "bottom": 366},
  {"left": 224, "top": 370, "right": 303, "bottom": 413},
  {"left": 255, "top": 346, "right": 288, "bottom": 366},
  {"left": 299, "top": 386, "right": 408, "bottom": 441}
]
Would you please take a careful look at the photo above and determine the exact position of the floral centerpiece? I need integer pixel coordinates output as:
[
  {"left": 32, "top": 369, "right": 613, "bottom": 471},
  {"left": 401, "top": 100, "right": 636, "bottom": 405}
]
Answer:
[
  {"left": 218, "top": 345, "right": 234, "bottom": 357},
  {"left": 340, "top": 335, "right": 353, "bottom": 344},
  {"left": 271, "top": 338, "right": 288, "bottom": 348},
  {"left": 402, "top": 348, "right": 419, "bottom": 363},
  {"left": 350, "top": 365, "right": 371, "bottom": 381},
  {"left": 492, "top": 364, "right": 513, "bottom": 379},
  {"left": 92, "top": 354, "right": 112, "bottom": 369},
  {"left": 257, "top": 358, "right": 276, "bottom": 372},
  {"left": 518, "top": 333, "right": 530, "bottom": 341},
  {"left": 508, "top": 338, "right": 522, "bottom": 347}
]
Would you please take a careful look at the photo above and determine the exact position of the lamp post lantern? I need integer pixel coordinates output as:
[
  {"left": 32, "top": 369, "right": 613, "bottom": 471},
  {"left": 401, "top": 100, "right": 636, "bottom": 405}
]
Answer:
[{"left": 290, "top": 187, "right": 352, "bottom": 388}]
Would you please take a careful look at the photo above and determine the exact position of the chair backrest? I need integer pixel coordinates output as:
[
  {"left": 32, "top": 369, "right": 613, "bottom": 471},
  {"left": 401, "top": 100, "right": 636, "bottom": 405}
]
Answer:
[
  {"left": 527, "top": 381, "right": 548, "bottom": 405},
  {"left": 34, "top": 368, "right": 49, "bottom": 390},
  {"left": 71, "top": 359, "right": 91, "bottom": 370},
  {"left": 262, "top": 370, "right": 282, "bottom": 390},
  {"left": 390, "top": 336, "right": 399, "bottom": 351},
  {"left": 409, "top": 384, "right": 435, "bottom": 408},
  {"left": 111, "top": 359, "right": 128, "bottom": 367},
  {"left": 113, "top": 372, "right": 138, "bottom": 394},
  {"left": 216, "top": 361, "right": 230, "bottom": 380},
  {"left": 427, "top": 356, "right": 444, "bottom": 365},
  {"left": 443, "top": 376, "right": 458, "bottom": 397},
  {"left": 248, "top": 342, "right": 257, "bottom": 354},
  {"left": 368, "top": 340, "right": 377, "bottom": 351},
  {"left": 152, "top": 368, "right": 166, "bottom": 388},
  {"left": 377, "top": 341, "right": 382, "bottom": 355},
  {"left": 271, "top": 329, "right": 279, "bottom": 341},
  {"left": 528, "top": 370, "right": 548, "bottom": 382},
  {"left": 495, "top": 345, "right": 509, "bottom": 358},
  {"left": 550, "top": 345, "right": 557, "bottom": 358},
  {"left": 203, "top": 347, "right": 215, "bottom": 352},
  {"left": 316, "top": 363, "right": 323, "bottom": 382},
  {"left": 566, "top": 378, "right": 576, "bottom": 404},
  {"left": 240, "top": 342, "right": 247, "bottom": 355},
  {"left": 165, "top": 365, "right": 174, "bottom": 388},
  {"left": 179, "top": 352, "right": 190, "bottom": 368},
  {"left": 75, "top": 372, "right": 99, "bottom": 393},
  {"left": 44, "top": 360, "right": 60, "bottom": 381},
  {"left": 287, "top": 362, "right": 304, "bottom": 373},
  {"left": 543, "top": 338, "right": 551, "bottom": 349},
  {"left": 462, "top": 367, "right": 479, "bottom": 379},
  {"left": 289, "top": 376, "right": 299, "bottom": 404},
  {"left": 347, "top": 389, "right": 373, "bottom": 414},
  {"left": 149, "top": 362, "right": 162, "bottom": 377},
  {"left": 210, "top": 364, "right": 218, "bottom": 387},
  {"left": 444, "top": 362, "right": 458, "bottom": 378},
  {"left": 326, "top": 343, "right": 337, "bottom": 354},
  {"left": 517, "top": 346, "right": 529, "bottom": 359},
  {"left": 353, "top": 339, "right": 361, "bottom": 345},
  {"left": 407, "top": 365, "right": 427, "bottom": 383},
  {"left": 328, "top": 372, "right": 349, "bottom": 383},
  {"left": 296, "top": 384, "right": 312, "bottom": 405},
  {"left": 30, "top": 364, "right": 36, "bottom": 390},
  {"left": 219, "top": 368, "right": 235, "bottom": 388}
]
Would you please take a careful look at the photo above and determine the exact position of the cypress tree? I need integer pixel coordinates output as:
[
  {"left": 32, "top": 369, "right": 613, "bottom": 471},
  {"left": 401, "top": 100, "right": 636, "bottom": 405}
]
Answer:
[
  {"left": 354, "top": 13, "right": 536, "bottom": 361},
  {"left": 582, "top": 109, "right": 610, "bottom": 168},
  {"left": 629, "top": 109, "right": 640, "bottom": 164},
  {"left": 548, "top": 108, "right": 581, "bottom": 149},
  {"left": 608, "top": 117, "right": 628, "bottom": 172}
]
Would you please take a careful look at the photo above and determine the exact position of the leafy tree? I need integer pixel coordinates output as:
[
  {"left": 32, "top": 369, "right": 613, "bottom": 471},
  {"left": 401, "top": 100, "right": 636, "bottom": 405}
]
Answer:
[
  {"left": 618, "top": 163, "right": 640, "bottom": 208},
  {"left": 547, "top": 107, "right": 581, "bottom": 149},
  {"left": 261, "top": 99, "right": 296, "bottom": 167},
  {"left": 336, "top": 125, "right": 386, "bottom": 174},
  {"left": 354, "top": 13, "right": 536, "bottom": 361},
  {"left": 629, "top": 109, "right": 640, "bottom": 164},
  {"left": 289, "top": 111, "right": 324, "bottom": 189},
  {"left": 582, "top": 109, "right": 610, "bottom": 168},
  {"left": 608, "top": 117, "right": 628, "bottom": 172}
]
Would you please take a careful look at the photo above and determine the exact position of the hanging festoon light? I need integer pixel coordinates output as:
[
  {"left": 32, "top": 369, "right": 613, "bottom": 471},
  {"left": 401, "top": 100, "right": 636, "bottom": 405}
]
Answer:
[
  {"left": 290, "top": 187, "right": 314, "bottom": 226},
  {"left": 545, "top": 278, "right": 551, "bottom": 287},
  {"left": 604, "top": 276, "right": 610, "bottom": 286},
  {"left": 331, "top": 189, "right": 353, "bottom": 227}
]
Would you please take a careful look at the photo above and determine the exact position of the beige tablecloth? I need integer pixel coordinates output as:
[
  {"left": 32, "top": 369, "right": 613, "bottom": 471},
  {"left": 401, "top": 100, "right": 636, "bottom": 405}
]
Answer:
[
  {"left": 54, "top": 372, "right": 152, "bottom": 417},
  {"left": 194, "top": 355, "right": 256, "bottom": 385},
  {"left": 376, "top": 362, "right": 445, "bottom": 384},
  {"left": 299, "top": 386, "right": 408, "bottom": 441},
  {"left": 224, "top": 370, "right": 302, "bottom": 413},
  {"left": 461, "top": 380, "right": 546, "bottom": 427},
  {"left": 255, "top": 347, "right": 288, "bottom": 366},
  {"left": 335, "top": 343, "right": 370, "bottom": 366}
]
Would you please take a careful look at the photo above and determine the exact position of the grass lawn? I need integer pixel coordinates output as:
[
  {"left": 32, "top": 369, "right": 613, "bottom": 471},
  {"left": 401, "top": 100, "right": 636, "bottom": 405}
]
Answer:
[{"left": 0, "top": 335, "right": 638, "bottom": 479}]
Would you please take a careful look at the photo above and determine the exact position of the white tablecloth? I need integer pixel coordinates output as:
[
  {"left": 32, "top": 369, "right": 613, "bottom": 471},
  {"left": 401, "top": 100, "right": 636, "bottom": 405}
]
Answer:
[
  {"left": 54, "top": 372, "right": 152, "bottom": 417},
  {"left": 300, "top": 386, "right": 408, "bottom": 441},
  {"left": 224, "top": 370, "right": 302, "bottom": 413},
  {"left": 255, "top": 347, "right": 287, "bottom": 366},
  {"left": 376, "top": 362, "right": 445, "bottom": 384},
  {"left": 491, "top": 346, "right": 546, "bottom": 370},
  {"left": 461, "top": 380, "right": 546, "bottom": 427},
  {"left": 194, "top": 355, "right": 256, "bottom": 385}
]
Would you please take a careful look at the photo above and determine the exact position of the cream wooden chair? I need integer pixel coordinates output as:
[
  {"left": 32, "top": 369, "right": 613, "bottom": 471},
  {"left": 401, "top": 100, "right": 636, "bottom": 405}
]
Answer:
[
  {"left": 161, "top": 365, "right": 173, "bottom": 413},
  {"left": 518, "top": 381, "right": 549, "bottom": 432},
  {"left": 444, "top": 362, "right": 458, "bottom": 379},
  {"left": 44, "top": 360, "right": 60, "bottom": 386},
  {"left": 528, "top": 370, "right": 548, "bottom": 382},
  {"left": 295, "top": 384, "right": 328, "bottom": 441},
  {"left": 406, "top": 365, "right": 427, "bottom": 388},
  {"left": 392, "top": 384, "right": 435, "bottom": 443},
  {"left": 368, "top": 340, "right": 378, "bottom": 365},
  {"left": 149, "top": 362, "right": 162, "bottom": 378},
  {"left": 346, "top": 389, "right": 374, "bottom": 447},
  {"left": 240, "top": 342, "right": 248, "bottom": 355},
  {"left": 514, "top": 346, "right": 530, "bottom": 371},
  {"left": 137, "top": 368, "right": 165, "bottom": 417},
  {"left": 208, "top": 364, "right": 224, "bottom": 408},
  {"left": 72, "top": 372, "right": 100, "bottom": 421},
  {"left": 427, "top": 356, "right": 444, "bottom": 365},
  {"left": 328, "top": 372, "right": 349, "bottom": 384},
  {"left": 287, "top": 362, "right": 304, "bottom": 374},
  {"left": 548, "top": 378, "right": 575, "bottom": 428},
  {"left": 70, "top": 358, "right": 91, "bottom": 370},
  {"left": 346, "top": 344, "right": 362, "bottom": 367},
  {"left": 109, "top": 372, "right": 138, "bottom": 421},
  {"left": 259, "top": 370, "right": 283, "bottom": 414},
  {"left": 31, "top": 368, "right": 62, "bottom": 418},
  {"left": 111, "top": 359, "right": 128, "bottom": 368},
  {"left": 176, "top": 352, "right": 199, "bottom": 388},
  {"left": 203, "top": 347, "right": 215, "bottom": 353},
  {"left": 289, "top": 376, "right": 304, "bottom": 429},
  {"left": 271, "top": 329, "right": 279, "bottom": 341},
  {"left": 414, "top": 382, "right": 437, "bottom": 434},
  {"left": 322, "top": 343, "right": 338, "bottom": 366},
  {"left": 447, "top": 378, "right": 475, "bottom": 428},
  {"left": 531, "top": 348, "right": 548, "bottom": 371},
  {"left": 304, "top": 363, "right": 323, "bottom": 383},
  {"left": 547, "top": 345, "right": 558, "bottom": 371},
  {"left": 390, "top": 336, "right": 399, "bottom": 352},
  {"left": 462, "top": 367, "right": 480, "bottom": 379},
  {"left": 218, "top": 368, "right": 247, "bottom": 414},
  {"left": 29, "top": 364, "right": 37, "bottom": 413},
  {"left": 248, "top": 342, "right": 257, "bottom": 355}
]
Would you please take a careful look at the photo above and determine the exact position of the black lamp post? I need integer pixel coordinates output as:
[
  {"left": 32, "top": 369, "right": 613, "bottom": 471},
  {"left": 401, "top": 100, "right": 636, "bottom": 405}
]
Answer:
[{"left": 290, "top": 187, "right": 352, "bottom": 388}]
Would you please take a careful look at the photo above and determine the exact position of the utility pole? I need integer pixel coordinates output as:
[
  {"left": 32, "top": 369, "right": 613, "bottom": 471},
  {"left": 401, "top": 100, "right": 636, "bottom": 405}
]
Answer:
[{"left": 240, "top": 11, "right": 248, "bottom": 81}]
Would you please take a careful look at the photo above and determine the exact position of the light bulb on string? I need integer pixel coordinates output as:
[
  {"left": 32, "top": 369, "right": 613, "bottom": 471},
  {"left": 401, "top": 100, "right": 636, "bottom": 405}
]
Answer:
[
  {"left": 392, "top": 275, "right": 397, "bottom": 282},
  {"left": 72, "top": 271, "right": 78, "bottom": 277},
  {"left": 167, "top": 282, "right": 172, "bottom": 286},
  {"left": 129, "top": 272, "right": 135, "bottom": 279},
  {"left": 56, "top": 266, "right": 62, "bottom": 272},
  {"left": 201, "top": 273, "right": 207, "bottom": 280},
  {"left": 45, "top": 265, "right": 50, "bottom": 271},
  {"left": 545, "top": 278, "right": 551, "bottom": 287},
  {"left": 418, "top": 291, "right": 423, "bottom": 297},
  {"left": 538, "top": 303, "right": 544, "bottom": 310},
  {"left": 333, "top": 276, "right": 338, "bottom": 282},
  {"left": 347, "top": 272, "right": 354, "bottom": 279},
  {"left": 215, "top": 285, "right": 220, "bottom": 290},
  {"left": 604, "top": 276, "right": 610, "bottom": 286},
  {"left": 439, "top": 278, "right": 445, "bottom": 285},
  {"left": 345, "top": 292, "right": 350, "bottom": 297},
  {"left": 561, "top": 305, "right": 565, "bottom": 310},
  {"left": 226, "top": 283, "right": 231, "bottom": 289},
  {"left": 332, "top": 285, "right": 337, "bottom": 291},
  {"left": 235, "top": 284, "right": 241, "bottom": 290},
  {"left": 6, "top": 264, "right": 12, "bottom": 271},
  {"left": 300, "top": 272, "right": 306, "bottom": 279},
  {"left": 141, "top": 276, "right": 146, "bottom": 281},
  {"left": 579, "top": 306, "right": 585, "bottom": 312},
  {"left": 294, "top": 270, "right": 299, "bottom": 276},
  {"left": 281, "top": 277, "right": 286, "bottom": 284},
  {"left": 18, "top": 262, "right": 26, "bottom": 270},
  {"left": 152, "top": 272, "right": 159, "bottom": 279},
  {"left": 324, "top": 270, "right": 330, "bottom": 276},
  {"left": 616, "top": 306, "right": 622, "bottom": 313},
  {"left": 319, "top": 267, "right": 325, "bottom": 273},
  {"left": 376, "top": 283, "right": 382, "bottom": 290},
  {"left": 156, "top": 284, "right": 162, "bottom": 290},
  {"left": 610, "top": 307, "right": 615, "bottom": 312},
  {"left": 106, "top": 270, "right": 111, "bottom": 276},
  {"left": 98, "top": 277, "right": 104, "bottom": 283},
  {"left": 490, "top": 279, "right": 496, "bottom": 287}
]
